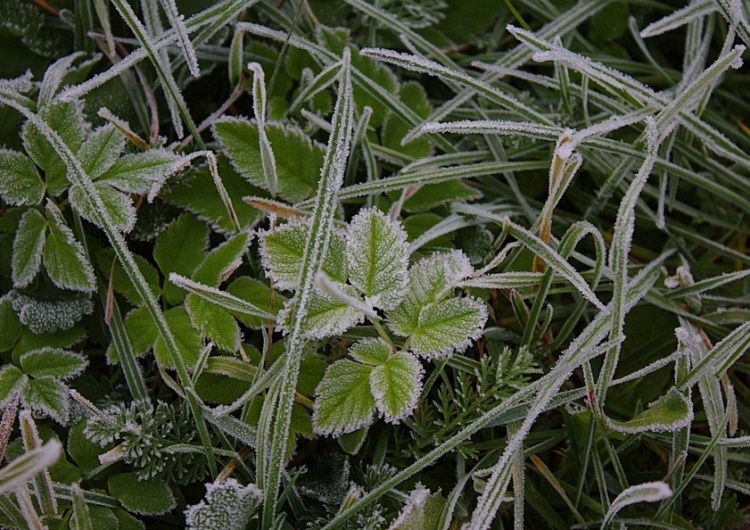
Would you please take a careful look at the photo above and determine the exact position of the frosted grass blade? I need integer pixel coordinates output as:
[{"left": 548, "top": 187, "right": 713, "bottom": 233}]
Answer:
[
  {"left": 158, "top": 0, "right": 200, "bottom": 77},
  {"left": 601, "top": 482, "right": 672, "bottom": 529},
  {"left": 169, "top": 273, "right": 276, "bottom": 321},
  {"left": 640, "top": 0, "right": 715, "bottom": 37},
  {"left": 248, "top": 62, "right": 278, "bottom": 197}
]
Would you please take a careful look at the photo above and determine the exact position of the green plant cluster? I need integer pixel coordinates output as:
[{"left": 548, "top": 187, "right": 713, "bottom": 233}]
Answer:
[{"left": 0, "top": 0, "right": 749, "bottom": 529}]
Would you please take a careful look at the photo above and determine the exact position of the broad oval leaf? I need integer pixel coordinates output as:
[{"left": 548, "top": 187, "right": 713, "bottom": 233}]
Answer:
[
  {"left": 350, "top": 337, "right": 391, "bottom": 366},
  {"left": 11, "top": 208, "right": 47, "bottom": 288},
  {"left": 0, "top": 149, "right": 45, "bottom": 206},
  {"left": 192, "top": 232, "right": 251, "bottom": 287},
  {"left": 410, "top": 297, "right": 488, "bottom": 359},
  {"left": 43, "top": 202, "right": 95, "bottom": 292},
  {"left": 213, "top": 118, "right": 325, "bottom": 201},
  {"left": 260, "top": 221, "right": 347, "bottom": 289},
  {"left": 346, "top": 208, "right": 408, "bottom": 310},
  {"left": 97, "top": 149, "right": 180, "bottom": 199},
  {"left": 108, "top": 473, "right": 176, "bottom": 516},
  {"left": 69, "top": 182, "right": 136, "bottom": 233},
  {"left": 388, "top": 250, "right": 474, "bottom": 337},
  {"left": 313, "top": 359, "right": 375, "bottom": 436},
  {"left": 370, "top": 351, "right": 423, "bottom": 423},
  {"left": 19, "top": 348, "right": 88, "bottom": 380}
]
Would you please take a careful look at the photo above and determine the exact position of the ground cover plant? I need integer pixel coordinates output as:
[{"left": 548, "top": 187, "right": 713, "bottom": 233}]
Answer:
[{"left": 0, "top": 0, "right": 749, "bottom": 528}]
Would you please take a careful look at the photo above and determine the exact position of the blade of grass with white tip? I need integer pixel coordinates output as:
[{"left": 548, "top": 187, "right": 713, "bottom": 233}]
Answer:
[
  {"left": 715, "top": 0, "right": 750, "bottom": 46},
  {"left": 248, "top": 62, "right": 278, "bottom": 197},
  {"left": 261, "top": 49, "right": 355, "bottom": 528},
  {"left": 0, "top": 440, "right": 61, "bottom": 494},
  {"left": 665, "top": 269, "right": 750, "bottom": 300},
  {"left": 601, "top": 482, "right": 672, "bottom": 529},
  {"left": 0, "top": 94, "right": 218, "bottom": 477},
  {"left": 169, "top": 273, "right": 276, "bottom": 321},
  {"left": 361, "top": 48, "right": 551, "bottom": 124},
  {"left": 640, "top": 0, "right": 715, "bottom": 38},
  {"left": 289, "top": 61, "right": 341, "bottom": 114},
  {"left": 158, "top": 0, "right": 200, "bottom": 77},
  {"left": 678, "top": 319, "right": 750, "bottom": 390},
  {"left": 19, "top": 411, "right": 56, "bottom": 516}
]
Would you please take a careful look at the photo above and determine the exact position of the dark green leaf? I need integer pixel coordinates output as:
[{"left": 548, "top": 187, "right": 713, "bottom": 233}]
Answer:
[
  {"left": 0, "top": 149, "right": 45, "bottom": 206},
  {"left": 108, "top": 473, "right": 176, "bottom": 515}
]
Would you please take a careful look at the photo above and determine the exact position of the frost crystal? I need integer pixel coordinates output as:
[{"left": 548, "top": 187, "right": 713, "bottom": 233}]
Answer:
[
  {"left": 10, "top": 290, "right": 93, "bottom": 334},
  {"left": 185, "top": 478, "right": 263, "bottom": 530}
]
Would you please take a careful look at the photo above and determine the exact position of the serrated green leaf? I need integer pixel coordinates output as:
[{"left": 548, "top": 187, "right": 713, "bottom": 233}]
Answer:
[
  {"left": 349, "top": 337, "right": 391, "bottom": 365},
  {"left": 279, "top": 286, "right": 364, "bottom": 339},
  {"left": 260, "top": 222, "right": 347, "bottom": 289},
  {"left": 185, "top": 478, "right": 262, "bottom": 530},
  {"left": 22, "top": 100, "right": 87, "bottom": 196},
  {"left": 0, "top": 297, "right": 21, "bottom": 351},
  {"left": 108, "top": 473, "right": 176, "bottom": 516},
  {"left": 388, "top": 251, "right": 474, "bottom": 336},
  {"left": 338, "top": 426, "right": 368, "bottom": 455},
  {"left": 154, "top": 307, "right": 201, "bottom": 369},
  {"left": 346, "top": 208, "right": 408, "bottom": 310},
  {"left": 122, "top": 306, "right": 158, "bottom": 358},
  {"left": 313, "top": 359, "right": 375, "bottom": 436},
  {"left": 410, "top": 297, "right": 487, "bottom": 359},
  {"left": 154, "top": 214, "right": 208, "bottom": 304},
  {"left": 22, "top": 377, "right": 69, "bottom": 424},
  {"left": 606, "top": 387, "right": 693, "bottom": 433},
  {"left": 370, "top": 351, "right": 422, "bottom": 423},
  {"left": 0, "top": 149, "right": 45, "bottom": 206},
  {"left": 43, "top": 202, "right": 95, "bottom": 292},
  {"left": 69, "top": 182, "right": 135, "bottom": 232},
  {"left": 185, "top": 294, "right": 241, "bottom": 352},
  {"left": 19, "top": 348, "right": 88, "bottom": 380},
  {"left": 113, "top": 508, "right": 146, "bottom": 530},
  {"left": 213, "top": 118, "right": 325, "bottom": 201},
  {"left": 67, "top": 420, "right": 107, "bottom": 473},
  {"left": 225, "top": 277, "right": 281, "bottom": 328},
  {"left": 97, "top": 149, "right": 180, "bottom": 197},
  {"left": 78, "top": 124, "right": 126, "bottom": 178},
  {"left": 195, "top": 373, "right": 251, "bottom": 404},
  {"left": 388, "top": 485, "right": 446, "bottom": 530},
  {"left": 0, "top": 365, "right": 26, "bottom": 406},
  {"left": 162, "top": 155, "right": 263, "bottom": 234},
  {"left": 13, "top": 325, "right": 86, "bottom": 357},
  {"left": 192, "top": 232, "right": 250, "bottom": 286},
  {"left": 11, "top": 208, "right": 47, "bottom": 288}
]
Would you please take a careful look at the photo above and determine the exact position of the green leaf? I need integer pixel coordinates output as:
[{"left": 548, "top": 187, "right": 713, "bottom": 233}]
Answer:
[
  {"left": 185, "top": 294, "right": 241, "bottom": 352},
  {"left": 388, "top": 250, "right": 474, "bottom": 337},
  {"left": 410, "top": 297, "right": 487, "bottom": 359},
  {"left": 22, "top": 377, "right": 69, "bottom": 424},
  {"left": 606, "top": 387, "right": 693, "bottom": 433},
  {"left": 381, "top": 82, "right": 433, "bottom": 160},
  {"left": 154, "top": 213, "right": 208, "bottom": 304},
  {"left": 225, "top": 277, "right": 280, "bottom": 328},
  {"left": 213, "top": 118, "right": 325, "bottom": 201},
  {"left": 77, "top": 124, "right": 126, "bottom": 178},
  {"left": 0, "top": 149, "right": 45, "bottom": 205},
  {"left": 122, "top": 306, "right": 158, "bottom": 358},
  {"left": 192, "top": 232, "right": 250, "bottom": 286},
  {"left": 402, "top": 181, "right": 482, "bottom": 213},
  {"left": 184, "top": 478, "right": 263, "bottom": 530},
  {"left": 260, "top": 221, "right": 347, "bottom": 289},
  {"left": 67, "top": 420, "right": 107, "bottom": 473},
  {"left": 370, "top": 351, "right": 422, "bottom": 423},
  {"left": 108, "top": 473, "right": 176, "bottom": 516},
  {"left": 161, "top": 155, "right": 263, "bottom": 234},
  {"left": 349, "top": 337, "right": 391, "bottom": 366},
  {"left": 10, "top": 291, "right": 93, "bottom": 335},
  {"left": 69, "top": 182, "right": 135, "bottom": 233},
  {"left": 154, "top": 307, "right": 201, "bottom": 369},
  {"left": 11, "top": 207, "right": 47, "bottom": 288},
  {"left": 19, "top": 348, "right": 88, "bottom": 380},
  {"left": 602, "top": 481, "right": 672, "bottom": 528},
  {"left": 346, "top": 208, "right": 408, "bottom": 310},
  {"left": 96, "top": 249, "right": 160, "bottom": 306},
  {"left": 0, "top": 439, "right": 62, "bottom": 494},
  {"left": 0, "top": 365, "right": 26, "bottom": 406},
  {"left": 113, "top": 509, "right": 146, "bottom": 530},
  {"left": 0, "top": 297, "right": 21, "bottom": 351},
  {"left": 388, "top": 485, "right": 446, "bottom": 530},
  {"left": 97, "top": 149, "right": 180, "bottom": 197},
  {"left": 279, "top": 286, "right": 364, "bottom": 339},
  {"left": 43, "top": 202, "right": 95, "bottom": 292},
  {"left": 313, "top": 359, "right": 375, "bottom": 436},
  {"left": 22, "top": 100, "right": 87, "bottom": 196},
  {"left": 70, "top": 483, "right": 95, "bottom": 530}
]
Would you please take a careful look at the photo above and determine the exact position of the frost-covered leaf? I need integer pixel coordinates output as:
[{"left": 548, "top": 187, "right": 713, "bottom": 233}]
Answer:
[
  {"left": 154, "top": 213, "right": 208, "bottom": 304},
  {"left": 122, "top": 306, "right": 158, "bottom": 359},
  {"left": 313, "top": 359, "right": 375, "bottom": 436},
  {"left": 96, "top": 249, "right": 160, "bottom": 306},
  {"left": 69, "top": 182, "right": 136, "bottom": 232},
  {"left": 185, "top": 478, "right": 262, "bottom": 530},
  {"left": 213, "top": 118, "right": 325, "bottom": 201},
  {"left": 370, "top": 351, "right": 422, "bottom": 423},
  {"left": 296, "top": 453, "right": 350, "bottom": 505},
  {"left": 192, "top": 232, "right": 250, "bottom": 287},
  {"left": 97, "top": 149, "right": 180, "bottom": 199},
  {"left": 153, "top": 307, "right": 201, "bottom": 369},
  {"left": 70, "top": 482, "right": 95, "bottom": 530},
  {"left": 260, "top": 221, "right": 347, "bottom": 289},
  {"left": 78, "top": 124, "right": 126, "bottom": 178},
  {"left": 10, "top": 290, "right": 93, "bottom": 335},
  {"left": 108, "top": 473, "right": 176, "bottom": 516},
  {"left": 22, "top": 377, "right": 69, "bottom": 424},
  {"left": 602, "top": 481, "right": 672, "bottom": 528},
  {"left": 0, "top": 365, "right": 26, "bottom": 407},
  {"left": 606, "top": 387, "right": 693, "bottom": 433},
  {"left": 0, "top": 149, "right": 45, "bottom": 206},
  {"left": 388, "top": 251, "right": 474, "bottom": 337},
  {"left": 381, "top": 82, "right": 433, "bottom": 160},
  {"left": 11, "top": 208, "right": 47, "bottom": 288},
  {"left": 410, "top": 297, "right": 487, "bottom": 359},
  {"left": 0, "top": 297, "right": 21, "bottom": 351},
  {"left": 346, "top": 208, "right": 408, "bottom": 310},
  {"left": 0, "top": 439, "right": 62, "bottom": 494},
  {"left": 43, "top": 202, "right": 95, "bottom": 292},
  {"left": 22, "top": 100, "right": 87, "bottom": 196},
  {"left": 279, "top": 286, "right": 364, "bottom": 339},
  {"left": 185, "top": 294, "right": 241, "bottom": 353},
  {"left": 387, "top": 484, "right": 446, "bottom": 530},
  {"left": 19, "top": 348, "right": 88, "bottom": 380},
  {"left": 349, "top": 337, "right": 391, "bottom": 365},
  {"left": 226, "top": 277, "right": 281, "bottom": 328}
]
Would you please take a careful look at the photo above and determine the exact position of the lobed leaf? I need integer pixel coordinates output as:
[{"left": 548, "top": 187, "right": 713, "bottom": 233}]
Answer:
[
  {"left": 19, "top": 348, "right": 88, "bottom": 380},
  {"left": 43, "top": 201, "right": 96, "bottom": 292},
  {"left": 313, "top": 359, "right": 375, "bottom": 437},
  {"left": 0, "top": 365, "right": 26, "bottom": 407},
  {"left": 0, "top": 149, "right": 45, "bottom": 206},
  {"left": 11, "top": 208, "right": 47, "bottom": 288},
  {"left": 370, "top": 351, "right": 423, "bottom": 423},
  {"left": 108, "top": 473, "right": 176, "bottom": 516},
  {"left": 22, "top": 377, "right": 70, "bottom": 424},
  {"left": 409, "top": 296, "right": 487, "bottom": 359}
]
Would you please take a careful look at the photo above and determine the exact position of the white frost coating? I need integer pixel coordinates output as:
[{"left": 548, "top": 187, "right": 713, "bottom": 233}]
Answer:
[
  {"left": 370, "top": 351, "right": 423, "bottom": 424},
  {"left": 97, "top": 148, "right": 182, "bottom": 200},
  {"left": 421, "top": 119, "right": 559, "bottom": 140},
  {"left": 159, "top": 0, "right": 200, "bottom": 77},
  {"left": 169, "top": 273, "right": 275, "bottom": 321},
  {"left": 409, "top": 296, "right": 488, "bottom": 360},
  {"left": 346, "top": 207, "right": 409, "bottom": 311},
  {"left": 0, "top": 439, "right": 62, "bottom": 495},
  {"left": 316, "top": 271, "right": 378, "bottom": 319},
  {"left": 641, "top": 0, "right": 716, "bottom": 37},
  {"left": 11, "top": 209, "right": 47, "bottom": 288},
  {"left": 39, "top": 52, "right": 100, "bottom": 107},
  {"left": 77, "top": 124, "right": 127, "bottom": 179},
  {"left": 185, "top": 478, "right": 263, "bottom": 530},
  {"left": 11, "top": 292, "right": 93, "bottom": 334},
  {"left": 313, "top": 360, "right": 376, "bottom": 437},
  {"left": 601, "top": 482, "right": 672, "bottom": 529},
  {"left": 0, "top": 71, "right": 35, "bottom": 94},
  {"left": 664, "top": 263, "right": 695, "bottom": 289},
  {"left": 277, "top": 287, "right": 365, "bottom": 339},
  {"left": 44, "top": 200, "right": 97, "bottom": 292},
  {"left": 248, "top": 62, "right": 278, "bottom": 197},
  {"left": 349, "top": 337, "right": 392, "bottom": 365},
  {"left": 386, "top": 483, "right": 431, "bottom": 530}
]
